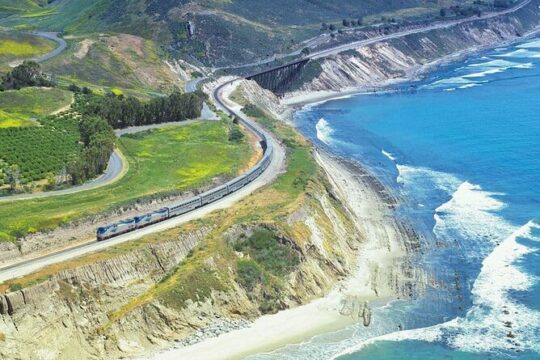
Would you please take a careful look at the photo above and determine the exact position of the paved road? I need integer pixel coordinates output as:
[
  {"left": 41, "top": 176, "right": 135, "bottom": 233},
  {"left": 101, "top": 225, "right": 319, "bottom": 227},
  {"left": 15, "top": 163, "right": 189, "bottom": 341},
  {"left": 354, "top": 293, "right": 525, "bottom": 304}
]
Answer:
[
  {"left": 0, "top": 0, "right": 530, "bottom": 279},
  {"left": 0, "top": 120, "right": 209, "bottom": 203},
  {"left": 309, "top": 0, "right": 532, "bottom": 61},
  {"left": 216, "top": 0, "right": 531, "bottom": 71},
  {"left": 0, "top": 79, "right": 285, "bottom": 282},
  {"left": 30, "top": 32, "right": 67, "bottom": 63}
]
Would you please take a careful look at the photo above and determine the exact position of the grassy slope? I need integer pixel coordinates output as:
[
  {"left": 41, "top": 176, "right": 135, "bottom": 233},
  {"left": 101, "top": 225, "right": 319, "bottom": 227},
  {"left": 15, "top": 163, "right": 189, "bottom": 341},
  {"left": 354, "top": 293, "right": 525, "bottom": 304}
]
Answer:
[
  {"left": 42, "top": 34, "right": 179, "bottom": 97},
  {"left": 0, "top": 88, "right": 73, "bottom": 127},
  {"left": 0, "top": 0, "right": 485, "bottom": 66},
  {"left": 102, "top": 107, "right": 322, "bottom": 325},
  {"left": 0, "top": 121, "right": 252, "bottom": 241},
  {"left": 0, "top": 31, "right": 56, "bottom": 71}
]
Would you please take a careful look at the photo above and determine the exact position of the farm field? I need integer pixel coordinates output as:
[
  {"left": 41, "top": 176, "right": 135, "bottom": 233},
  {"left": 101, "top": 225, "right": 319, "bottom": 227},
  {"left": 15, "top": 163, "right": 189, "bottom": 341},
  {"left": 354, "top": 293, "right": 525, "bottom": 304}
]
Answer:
[
  {"left": 0, "top": 121, "right": 253, "bottom": 242},
  {"left": 0, "top": 30, "right": 56, "bottom": 71},
  {"left": 0, "top": 115, "right": 81, "bottom": 189},
  {"left": 0, "top": 87, "right": 73, "bottom": 127}
]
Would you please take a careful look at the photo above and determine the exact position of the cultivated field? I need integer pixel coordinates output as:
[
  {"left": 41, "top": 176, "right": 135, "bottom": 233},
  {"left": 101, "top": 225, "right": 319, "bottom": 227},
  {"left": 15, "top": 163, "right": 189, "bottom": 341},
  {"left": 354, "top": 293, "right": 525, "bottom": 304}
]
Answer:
[
  {"left": 0, "top": 115, "right": 81, "bottom": 188},
  {"left": 0, "top": 121, "right": 252, "bottom": 242}
]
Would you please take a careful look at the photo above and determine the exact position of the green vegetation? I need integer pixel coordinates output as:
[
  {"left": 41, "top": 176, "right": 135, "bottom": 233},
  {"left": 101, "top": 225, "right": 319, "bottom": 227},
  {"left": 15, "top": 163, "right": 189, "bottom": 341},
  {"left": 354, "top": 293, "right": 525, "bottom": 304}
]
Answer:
[
  {"left": 0, "top": 121, "right": 252, "bottom": 241},
  {"left": 1, "top": 61, "right": 53, "bottom": 90},
  {"left": 0, "top": 115, "right": 81, "bottom": 189},
  {"left": 0, "top": 30, "right": 55, "bottom": 71},
  {"left": 0, "top": 0, "right": 489, "bottom": 67},
  {"left": 233, "top": 229, "right": 300, "bottom": 313},
  {"left": 42, "top": 34, "right": 179, "bottom": 96},
  {"left": 76, "top": 91, "right": 205, "bottom": 129},
  {"left": 67, "top": 116, "right": 115, "bottom": 185},
  {"left": 119, "top": 106, "right": 320, "bottom": 313},
  {"left": 234, "top": 229, "right": 300, "bottom": 276},
  {"left": 0, "top": 87, "right": 72, "bottom": 127},
  {"left": 0, "top": 109, "right": 33, "bottom": 128}
]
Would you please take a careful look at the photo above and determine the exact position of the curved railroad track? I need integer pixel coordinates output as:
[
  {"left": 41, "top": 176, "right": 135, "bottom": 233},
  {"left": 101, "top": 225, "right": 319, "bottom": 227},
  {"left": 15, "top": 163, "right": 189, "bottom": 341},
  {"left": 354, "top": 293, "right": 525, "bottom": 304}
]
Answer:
[{"left": 0, "top": 79, "right": 285, "bottom": 282}]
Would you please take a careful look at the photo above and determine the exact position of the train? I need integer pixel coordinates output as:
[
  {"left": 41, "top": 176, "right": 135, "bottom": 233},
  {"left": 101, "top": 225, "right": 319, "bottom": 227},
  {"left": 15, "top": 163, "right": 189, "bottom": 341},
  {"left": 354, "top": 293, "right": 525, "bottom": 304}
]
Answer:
[{"left": 96, "top": 111, "right": 273, "bottom": 241}]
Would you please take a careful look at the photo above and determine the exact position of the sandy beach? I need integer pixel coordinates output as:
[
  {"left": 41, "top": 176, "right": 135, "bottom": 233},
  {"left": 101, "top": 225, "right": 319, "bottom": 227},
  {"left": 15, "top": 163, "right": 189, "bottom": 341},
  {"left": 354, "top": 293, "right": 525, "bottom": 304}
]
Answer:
[{"left": 143, "top": 149, "right": 415, "bottom": 360}]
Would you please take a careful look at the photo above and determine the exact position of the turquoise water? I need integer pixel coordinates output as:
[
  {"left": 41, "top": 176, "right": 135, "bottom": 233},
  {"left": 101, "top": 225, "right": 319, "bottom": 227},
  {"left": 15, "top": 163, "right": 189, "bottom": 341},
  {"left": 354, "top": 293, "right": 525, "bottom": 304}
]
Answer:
[{"left": 255, "top": 37, "right": 540, "bottom": 359}]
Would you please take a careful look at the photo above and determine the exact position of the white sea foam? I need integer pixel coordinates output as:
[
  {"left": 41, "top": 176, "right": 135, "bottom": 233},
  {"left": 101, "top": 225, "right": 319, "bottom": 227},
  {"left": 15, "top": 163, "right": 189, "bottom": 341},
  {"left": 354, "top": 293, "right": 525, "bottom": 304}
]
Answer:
[
  {"left": 464, "top": 59, "right": 534, "bottom": 78},
  {"left": 335, "top": 166, "right": 540, "bottom": 357},
  {"left": 517, "top": 39, "right": 540, "bottom": 49},
  {"left": 494, "top": 48, "right": 540, "bottom": 59},
  {"left": 430, "top": 76, "right": 474, "bottom": 87},
  {"left": 315, "top": 118, "right": 334, "bottom": 145},
  {"left": 434, "top": 181, "right": 510, "bottom": 245},
  {"left": 447, "top": 220, "right": 540, "bottom": 353},
  {"left": 458, "top": 83, "right": 480, "bottom": 89},
  {"left": 381, "top": 149, "right": 396, "bottom": 161},
  {"left": 396, "top": 164, "right": 461, "bottom": 194},
  {"left": 468, "top": 59, "right": 520, "bottom": 68}
]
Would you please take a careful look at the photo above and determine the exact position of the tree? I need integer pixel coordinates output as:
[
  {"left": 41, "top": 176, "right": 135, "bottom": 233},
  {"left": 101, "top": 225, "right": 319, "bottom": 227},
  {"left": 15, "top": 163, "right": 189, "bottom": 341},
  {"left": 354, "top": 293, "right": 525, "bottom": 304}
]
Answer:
[
  {"left": 229, "top": 126, "right": 244, "bottom": 143},
  {"left": 329, "top": 24, "right": 336, "bottom": 31},
  {"left": 301, "top": 47, "right": 311, "bottom": 56},
  {"left": 350, "top": 20, "right": 357, "bottom": 26},
  {"left": 5, "top": 165, "right": 20, "bottom": 191},
  {"left": 440, "top": 8, "right": 447, "bottom": 17},
  {"left": 342, "top": 19, "right": 350, "bottom": 27},
  {"left": 67, "top": 160, "right": 85, "bottom": 185},
  {"left": 321, "top": 22, "right": 328, "bottom": 30},
  {"left": 1, "top": 61, "right": 53, "bottom": 90},
  {"left": 357, "top": 17, "right": 363, "bottom": 26},
  {"left": 46, "top": 172, "right": 57, "bottom": 189},
  {"left": 68, "top": 84, "right": 81, "bottom": 93}
]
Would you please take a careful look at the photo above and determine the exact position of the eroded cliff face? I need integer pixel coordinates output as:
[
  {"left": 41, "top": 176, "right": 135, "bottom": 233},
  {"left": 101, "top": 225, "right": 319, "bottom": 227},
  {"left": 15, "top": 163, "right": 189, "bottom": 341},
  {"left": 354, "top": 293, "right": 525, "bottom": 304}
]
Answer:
[
  {"left": 288, "top": 0, "right": 540, "bottom": 97},
  {"left": 0, "top": 134, "right": 368, "bottom": 359}
]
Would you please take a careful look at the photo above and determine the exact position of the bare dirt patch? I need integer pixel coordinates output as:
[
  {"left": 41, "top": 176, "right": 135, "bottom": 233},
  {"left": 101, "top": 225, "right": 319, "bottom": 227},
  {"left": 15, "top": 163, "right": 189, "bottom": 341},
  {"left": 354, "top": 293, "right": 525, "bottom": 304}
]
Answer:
[{"left": 74, "top": 39, "right": 95, "bottom": 59}]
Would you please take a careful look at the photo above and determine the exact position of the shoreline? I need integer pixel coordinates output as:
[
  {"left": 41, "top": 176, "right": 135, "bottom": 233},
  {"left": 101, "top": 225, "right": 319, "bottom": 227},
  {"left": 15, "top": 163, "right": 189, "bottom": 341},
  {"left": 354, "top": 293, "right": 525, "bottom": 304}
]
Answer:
[
  {"left": 282, "top": 27, "right": 540, "bottom": 110},
  {"left": 142, "top": 148, "right": 416, "bottom": 360},
  {"left": 141, "top": 22, "right": 540, "bottom": 360}
]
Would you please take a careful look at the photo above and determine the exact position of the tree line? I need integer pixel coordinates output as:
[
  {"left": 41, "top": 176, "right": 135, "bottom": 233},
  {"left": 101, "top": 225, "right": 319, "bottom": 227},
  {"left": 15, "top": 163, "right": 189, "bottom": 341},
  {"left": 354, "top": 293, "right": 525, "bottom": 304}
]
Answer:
[
  {"left": 0, "top": 61, "right": 53, "bottom": 91},
  {"left": 65, "top": 90, "right": 206, "bottom": 184},
  {"left": 75, "top": 90, "right": 205, "bottom": 129},
  {"left": 67, "top": 116, "right": 116, "bottom": 185}
]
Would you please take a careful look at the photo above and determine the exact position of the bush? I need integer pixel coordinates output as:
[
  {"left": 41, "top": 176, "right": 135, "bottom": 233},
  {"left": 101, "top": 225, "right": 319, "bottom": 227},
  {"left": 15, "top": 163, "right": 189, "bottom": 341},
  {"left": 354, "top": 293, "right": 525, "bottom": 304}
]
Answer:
[
  {"left": 234, "top": 229, "right": 299, "bottom": 277},
  {"left": 229, "top": 126, "right": 244, "bottom": 143},
  {"left": 237, "top": 259, "right": 266, "bottom": 291},
  {"left": 1, "top": 61, "right": 53, "bottom": 90}
]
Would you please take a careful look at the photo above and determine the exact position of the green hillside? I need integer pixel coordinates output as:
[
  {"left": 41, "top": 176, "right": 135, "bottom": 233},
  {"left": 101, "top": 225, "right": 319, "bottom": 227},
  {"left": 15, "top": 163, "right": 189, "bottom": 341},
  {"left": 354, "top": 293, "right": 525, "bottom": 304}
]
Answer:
[
  {"left": 0, "top": 0, "right": 486, "bottom": 66},
  {"left": 0, "top": 30, "right": 56, "bottom": 71}
]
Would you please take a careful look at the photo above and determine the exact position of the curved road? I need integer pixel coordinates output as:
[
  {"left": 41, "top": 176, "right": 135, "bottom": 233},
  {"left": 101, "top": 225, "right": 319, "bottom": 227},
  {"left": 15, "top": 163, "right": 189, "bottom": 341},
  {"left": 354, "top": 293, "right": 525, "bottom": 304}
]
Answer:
[
  {"left": 0, "top": 0, "right": 531, "bottom": 279},
  {"left": 215, "top": 0, "right": 531, "bottom": 71},
  {"left": 30, "top": 31, "right": 67, "bottom": 64},
  {"left": 0, "top": 121, "right": 202, "bottom": 202},
  {"left": 0, "top": 79, "right": 285, "bottom": 282}
]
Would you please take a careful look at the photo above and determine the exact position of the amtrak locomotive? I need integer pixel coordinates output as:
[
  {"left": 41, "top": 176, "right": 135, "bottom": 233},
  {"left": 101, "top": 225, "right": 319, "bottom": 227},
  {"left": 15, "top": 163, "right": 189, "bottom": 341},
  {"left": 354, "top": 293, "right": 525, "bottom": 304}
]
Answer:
[{"left": 96, "top": 116, "right": 273, "bottom": 241}]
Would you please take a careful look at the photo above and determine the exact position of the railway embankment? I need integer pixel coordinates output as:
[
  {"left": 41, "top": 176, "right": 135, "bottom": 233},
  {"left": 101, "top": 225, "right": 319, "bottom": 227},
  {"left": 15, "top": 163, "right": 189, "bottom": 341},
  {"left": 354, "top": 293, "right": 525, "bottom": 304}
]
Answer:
[{"left": 0, "top": 80, "right": 404, "bottom": 360}]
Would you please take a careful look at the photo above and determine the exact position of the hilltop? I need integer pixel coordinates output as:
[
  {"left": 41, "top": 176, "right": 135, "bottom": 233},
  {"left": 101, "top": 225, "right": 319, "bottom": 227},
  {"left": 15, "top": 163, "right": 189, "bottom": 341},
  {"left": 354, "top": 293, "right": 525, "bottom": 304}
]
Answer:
[{"left": 0, "top": 0, "right": 499, "bottom": 66}]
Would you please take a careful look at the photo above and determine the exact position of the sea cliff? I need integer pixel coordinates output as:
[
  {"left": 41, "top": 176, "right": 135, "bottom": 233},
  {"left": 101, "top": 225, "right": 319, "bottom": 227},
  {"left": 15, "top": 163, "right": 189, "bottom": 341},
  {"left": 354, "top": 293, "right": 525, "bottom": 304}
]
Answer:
[{"left": 285, "top": 0, "right": 540, "bottom": 103}]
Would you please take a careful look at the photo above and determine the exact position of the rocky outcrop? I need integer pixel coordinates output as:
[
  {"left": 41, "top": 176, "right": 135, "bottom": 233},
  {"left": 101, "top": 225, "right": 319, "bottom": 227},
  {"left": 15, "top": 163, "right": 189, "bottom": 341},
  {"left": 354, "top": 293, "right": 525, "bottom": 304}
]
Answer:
[
  {"left": 0, "top": 228, "right": 210, "bottom": 316},
  {"left": 288, "top": 0, "right": 540, "bottom": 97}
]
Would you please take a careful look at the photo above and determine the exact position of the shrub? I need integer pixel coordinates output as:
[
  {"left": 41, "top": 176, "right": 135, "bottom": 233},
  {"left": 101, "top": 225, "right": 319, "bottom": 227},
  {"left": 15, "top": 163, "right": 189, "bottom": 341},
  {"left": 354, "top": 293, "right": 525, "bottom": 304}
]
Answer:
[{"left": 234, "top": 229, "right": 299, "bottom": 277}]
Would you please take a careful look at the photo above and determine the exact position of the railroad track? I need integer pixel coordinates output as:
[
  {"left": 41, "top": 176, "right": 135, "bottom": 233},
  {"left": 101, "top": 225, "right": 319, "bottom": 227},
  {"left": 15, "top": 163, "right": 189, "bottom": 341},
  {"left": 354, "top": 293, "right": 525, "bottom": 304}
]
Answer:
[{"left": 0, "top": 79, "right": 285, "bottom": 282}]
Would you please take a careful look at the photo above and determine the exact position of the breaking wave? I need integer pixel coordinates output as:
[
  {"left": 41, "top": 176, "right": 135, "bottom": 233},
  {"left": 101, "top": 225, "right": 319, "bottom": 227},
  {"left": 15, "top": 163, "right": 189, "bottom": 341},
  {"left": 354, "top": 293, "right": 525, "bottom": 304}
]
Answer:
[{"left": 316, "top": 118, "right": 334, "bottom": 145}]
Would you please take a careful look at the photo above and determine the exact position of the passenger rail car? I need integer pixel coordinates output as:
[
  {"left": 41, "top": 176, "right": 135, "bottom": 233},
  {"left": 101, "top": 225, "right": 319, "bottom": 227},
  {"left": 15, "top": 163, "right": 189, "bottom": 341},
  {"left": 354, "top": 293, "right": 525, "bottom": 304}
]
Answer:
[{"left": 96, "top": 116, "right": 274, "bottom": 241}]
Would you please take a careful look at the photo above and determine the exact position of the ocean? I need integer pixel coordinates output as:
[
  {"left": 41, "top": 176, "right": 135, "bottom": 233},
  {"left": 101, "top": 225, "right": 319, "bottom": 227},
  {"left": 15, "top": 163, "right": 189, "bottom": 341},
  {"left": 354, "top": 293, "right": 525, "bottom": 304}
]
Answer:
[{"left": 253, "top": 37, "right": 540, "bottom": 359}]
